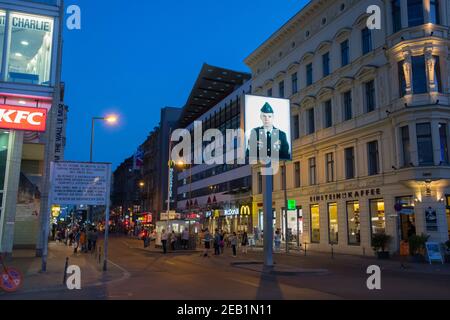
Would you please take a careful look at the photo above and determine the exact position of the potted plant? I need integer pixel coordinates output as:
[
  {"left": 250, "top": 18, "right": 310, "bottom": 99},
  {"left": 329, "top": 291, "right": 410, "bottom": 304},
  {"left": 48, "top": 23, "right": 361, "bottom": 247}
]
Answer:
[
  {"left": 372, "top": 233, "right": 392, "bottom": 259},
  {"left": 408, "top": 233, "right": 430, "bottom": 263}
]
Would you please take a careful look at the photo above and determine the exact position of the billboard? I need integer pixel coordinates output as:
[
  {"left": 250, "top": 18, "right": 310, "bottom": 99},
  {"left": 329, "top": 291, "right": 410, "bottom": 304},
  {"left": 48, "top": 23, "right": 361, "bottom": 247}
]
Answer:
[{"left": 244, "top": 95, "right": 292, "bottom": 162}]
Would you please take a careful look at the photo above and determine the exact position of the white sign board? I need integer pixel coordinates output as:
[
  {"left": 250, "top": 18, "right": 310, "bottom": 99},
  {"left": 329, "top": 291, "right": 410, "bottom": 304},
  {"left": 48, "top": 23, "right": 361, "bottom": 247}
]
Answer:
[{"left": 50, "top": 162, "right": 111, "bottom": 206}]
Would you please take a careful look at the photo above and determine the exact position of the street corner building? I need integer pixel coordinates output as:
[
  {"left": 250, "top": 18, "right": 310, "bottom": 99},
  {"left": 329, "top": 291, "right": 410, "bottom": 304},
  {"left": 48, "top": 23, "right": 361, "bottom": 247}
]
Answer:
[
  {"left": 246, "top": 0, "right": 450, "bottom": 255},
  {"left": 0, "top": 0, "right": 67, "bottom": 257}
]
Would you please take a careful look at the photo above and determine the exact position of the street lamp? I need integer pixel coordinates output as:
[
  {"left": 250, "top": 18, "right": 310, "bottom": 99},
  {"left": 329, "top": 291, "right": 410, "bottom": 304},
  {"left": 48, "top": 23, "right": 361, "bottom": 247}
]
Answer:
[{"left": 90, "top": 115, "right": 118, "bottom": 162}]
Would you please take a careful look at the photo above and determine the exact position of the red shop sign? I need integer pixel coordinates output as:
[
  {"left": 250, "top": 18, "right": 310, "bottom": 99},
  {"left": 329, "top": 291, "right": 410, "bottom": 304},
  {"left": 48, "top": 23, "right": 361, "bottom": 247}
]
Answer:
[{"left": 0, "top": 105, "right": 47, "bottom": 132}]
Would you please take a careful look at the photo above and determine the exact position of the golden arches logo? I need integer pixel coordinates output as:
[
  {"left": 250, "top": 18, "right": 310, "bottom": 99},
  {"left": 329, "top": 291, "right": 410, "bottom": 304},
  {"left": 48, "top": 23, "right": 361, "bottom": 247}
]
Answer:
[{"left": 240, "top": 205, "right": 251, "bottom": 216}]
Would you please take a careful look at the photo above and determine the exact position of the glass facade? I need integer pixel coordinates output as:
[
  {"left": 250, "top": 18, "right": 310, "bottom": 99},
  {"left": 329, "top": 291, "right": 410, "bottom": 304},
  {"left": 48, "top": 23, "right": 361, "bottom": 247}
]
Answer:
[
  {"left": 0, "top": 131, "right": 9, "bottom": 219},
  {"left": 328, "top": 203, "right": 338, "bottom": 244},
  {"left": 310, "top": 204, "right": 320, "bottom": 243},
  {"left": 8, "top": 12, "right": 54, "bottom": 85},
  {"left": 347, "top": 201, "right": 360, "bottom": 245},
  {"left": 370, "top": 199, "right": 386, "bottom": 236}
]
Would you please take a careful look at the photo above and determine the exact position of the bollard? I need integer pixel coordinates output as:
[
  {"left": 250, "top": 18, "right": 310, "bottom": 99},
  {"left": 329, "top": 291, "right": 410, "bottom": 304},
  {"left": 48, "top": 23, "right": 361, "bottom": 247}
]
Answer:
[
  {"left": 63, "top": 257, "right": 69, "bottom": 285},
  {"left": 98, "top": 246, "right": 102, "bottom": 264},
  {"left": 331, "top": 245, "right": 334, "bottom": 259},
  {"left": 304, "top": 242, "right": 307, "bottom": 256}
]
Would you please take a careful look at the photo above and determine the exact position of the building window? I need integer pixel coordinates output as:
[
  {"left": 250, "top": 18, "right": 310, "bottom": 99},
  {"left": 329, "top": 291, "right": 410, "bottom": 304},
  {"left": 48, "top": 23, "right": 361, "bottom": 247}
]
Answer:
[
  {"left": 412, "top": 55, "right": 427, "bottom": 94},
  {"left": 309, "top": 157, "right": 316, "bottom": 185},
  {"left": 392, "top": 0, "right": 402, "bottom": 33},
  {"left": 294, "top": 162, "right": 301, "bottom": 188},
  {"left": 370, "top": 199, "right": 386, "bottom": 238},
  {"left": 307, "top": 108, "right": 315, "bottom": 135},
  {"left": 439, "top": 123, "right": 449, "bottom": 164},
  {"left": 7, "top": 12, "right": 54, "bottom": 85},
  {"left": 267, "top": 88, "right": 273, "bottom": 97},
  {"left": 345, "top": 147, "right": 355, "bottom": 179},
  {"left": 347, "top": 201, "right": 361, "bottom": 245},
  {"left": 430, "top": 0, "right": 440, "bottom": 24},
  {"left": 0, "top": 11, "right": 5, "bottom": 77},
  {"left": 408, "top": 0, "right": 424, "bottom": 27},
  {"left": 434, "top": 56, "right": 442, "bottom": 93},
  {"left": 365, "top": 80, "right": 376, "bottom": 112},
  {"left": 322, "top": 52, "right": 330, "bottom": 77},
  {"left": 292, "top": 72, "right": 298, "bottom": 94},
  {"left": 368, "top": 141, "right": 380, "bottom": 176},
  {"left": 340, "top": 40, "right": 349, "bottom": 67},
  {"left": 306, "top": 63, "right": 313, "bottom": 86},
  {"left": 328, "top": 203, "right": 338, "bottom": 244},
  {"left": 324, "top": 100, "right": 332, "bottom": 128},
  {"left": 279, "top": 80, "right": 285, "bottom": 98},
  {"left": 310, "top": 204, "right": 320, "bottom": 243},
  {"left": 281, "top": 165, "right": 286, "bottom": 190},
  {"left": 401, "top": 126, "right": 411, "bottom": 167},
  {"left": 293, "top": 114, "right": 300, "bottom": 140},
  {"left": 398, "top": 60, "right": 407, "bottom": 97},
  {"left": 326, "top": 153, "right": 334, "bottom": 183},
  {"left": 417, "top": 123, "right": 434, "bottom": 166},
  {"left": 343, "top": 91, "right": 352, "bottom": 121},
  {"left": 361, "top": 27, "right": 372, "bottom": 55},
  {"left": 258, "top": 172, "right": 262, "bottom": 194}
]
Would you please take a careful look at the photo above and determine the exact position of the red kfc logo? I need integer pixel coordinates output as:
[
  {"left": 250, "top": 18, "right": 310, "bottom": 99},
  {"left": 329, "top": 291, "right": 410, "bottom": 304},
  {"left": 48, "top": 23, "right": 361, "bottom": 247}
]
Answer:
[{"left": 0, "top": 105, "right": 47, "bottom": 132}]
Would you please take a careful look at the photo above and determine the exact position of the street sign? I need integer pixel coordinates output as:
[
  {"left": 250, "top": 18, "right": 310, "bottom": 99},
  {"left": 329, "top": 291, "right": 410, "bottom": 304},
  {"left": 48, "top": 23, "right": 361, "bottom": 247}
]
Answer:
[
  {"left": 50, "top": 162, "right": 110, "bottom": 206},
  {"left": 0, "top": 268, "right": 23, "bottom": 293}
]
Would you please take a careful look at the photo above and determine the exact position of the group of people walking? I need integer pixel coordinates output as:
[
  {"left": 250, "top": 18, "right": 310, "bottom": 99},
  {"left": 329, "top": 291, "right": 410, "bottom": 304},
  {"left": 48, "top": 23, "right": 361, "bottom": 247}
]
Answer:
[
  {"left": 53, "top": 224, "right": 99, "bottom": 254},
  {"left": 160, "top": 228, "right": 191, "bottom": 254},
  {"left": 201, "top": 228, "right": 249, "bottom": 258}
]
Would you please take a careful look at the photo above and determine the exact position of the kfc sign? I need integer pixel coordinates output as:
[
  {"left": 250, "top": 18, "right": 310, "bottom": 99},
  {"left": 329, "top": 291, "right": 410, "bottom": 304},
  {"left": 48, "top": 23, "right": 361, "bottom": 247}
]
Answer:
[{"left": 0, "top": 105, "right": 47, "bottom": 132}]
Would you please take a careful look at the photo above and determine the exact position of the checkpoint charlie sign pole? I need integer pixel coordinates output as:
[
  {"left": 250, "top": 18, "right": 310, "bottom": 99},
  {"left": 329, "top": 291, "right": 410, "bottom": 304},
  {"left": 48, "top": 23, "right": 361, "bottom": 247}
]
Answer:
[
  {"left": 43, "top": 161, "right": 112, "bottom": 272},
  {"left": 244, "top": 95, "right": 292, "bottom": 269}
]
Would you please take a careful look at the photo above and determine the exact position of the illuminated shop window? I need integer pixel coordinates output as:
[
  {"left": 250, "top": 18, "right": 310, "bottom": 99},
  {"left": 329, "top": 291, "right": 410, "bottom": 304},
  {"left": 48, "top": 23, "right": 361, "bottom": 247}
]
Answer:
[
  {"left": 8, "top": 12, "right": 53, "bottom": 85},
  {"left": 370, "top": 199, "right": 385, "bottom": 236},
  {"left": 310, "top": 204, "right": 320, "bottom": 243},
  {"left": 347, "top": 201, "right": 360, "bottom": 245},
  {"left": 328, "top": 203, "right": 338, "bottom": 244}
]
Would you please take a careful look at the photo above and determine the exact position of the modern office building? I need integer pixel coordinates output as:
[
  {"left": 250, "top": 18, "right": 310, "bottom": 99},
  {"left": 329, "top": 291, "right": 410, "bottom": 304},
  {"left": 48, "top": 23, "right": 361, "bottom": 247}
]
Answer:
[
  {"left": 0, "top": 0, "right": 65, "bottom": 255},
  {"left": 245, "top": 0, "right": 450, "bottom": 255},
  {"left": 175, "top": 63, "right": 253, "bottom": 233}
]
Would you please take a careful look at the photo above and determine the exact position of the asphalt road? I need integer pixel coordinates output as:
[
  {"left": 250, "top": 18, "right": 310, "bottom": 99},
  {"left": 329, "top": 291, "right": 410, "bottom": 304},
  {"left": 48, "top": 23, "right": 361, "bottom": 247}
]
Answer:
[{"left": 3, "top": 236, "right": 450, "bottom": 300}]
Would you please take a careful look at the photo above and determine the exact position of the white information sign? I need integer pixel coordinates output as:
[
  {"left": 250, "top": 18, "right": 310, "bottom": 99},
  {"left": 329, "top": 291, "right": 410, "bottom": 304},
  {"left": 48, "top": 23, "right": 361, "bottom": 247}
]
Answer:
[{"left": 50, "top": 162, "right": 111, "bottom": 206}]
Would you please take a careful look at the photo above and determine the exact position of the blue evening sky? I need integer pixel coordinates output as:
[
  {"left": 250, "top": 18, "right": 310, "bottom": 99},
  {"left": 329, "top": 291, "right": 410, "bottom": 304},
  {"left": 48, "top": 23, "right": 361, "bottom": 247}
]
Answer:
[{"left": 62, "top": 0, "right": 309, "bottom": 169}]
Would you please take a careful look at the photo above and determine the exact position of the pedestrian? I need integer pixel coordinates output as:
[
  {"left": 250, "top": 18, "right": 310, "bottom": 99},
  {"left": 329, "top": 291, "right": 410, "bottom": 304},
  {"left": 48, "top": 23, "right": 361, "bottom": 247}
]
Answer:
[
  {"left": 182, "top": 228, "right": 190, "bottom": 250},
  {"left": 274, "top": 229, "right": 282, "bottom": 252},
  {"left": 219, "top": 231, "right": 225, "bottom": 254},
  {"left": 214, "top": 229, "right": 221, "bottom": 256},
  {"left": 91, "top": 228, "right": 98, "bottom": 251},
  {"left": 230, "top": 232, "right": 238, "bottom": 257},
  {"left": 203, "top": 229, "right": 211, "bottom": 257},
  {"left": 241, "top": 231, "right": 249, "bottom": 254},
  {"left": 161, "top": 229, "right": 168, "bottom": 254},
  {"left": 79, "top": 229, "right": 87, "bottom": 253},
  {"left": 87, "top": 228, "right": 93, "bottom": 252},
  {"left": 170, "top": 231, "right": 177, "bottom": 251},
  {"left": 73, "top": 228, "right": 80, "bottom": 254}
]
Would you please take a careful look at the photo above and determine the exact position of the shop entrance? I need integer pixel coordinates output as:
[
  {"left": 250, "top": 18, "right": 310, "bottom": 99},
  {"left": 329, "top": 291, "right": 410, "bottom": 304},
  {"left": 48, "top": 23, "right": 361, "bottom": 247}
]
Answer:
[
  {"left": 396, "top": 196, "right": 416, "bottom": 242},
  {"left": 281, "top": 208, "right": 302, "bottom": 247}
]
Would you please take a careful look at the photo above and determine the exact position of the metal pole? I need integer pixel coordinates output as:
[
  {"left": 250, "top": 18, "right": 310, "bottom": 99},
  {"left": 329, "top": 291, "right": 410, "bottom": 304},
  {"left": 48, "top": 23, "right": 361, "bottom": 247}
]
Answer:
[
  {"left": 166, "top": 128, "right": 173, "bottom": 233},
  {"left": 283, "top": 162, "right": 289, "bottom": 254},
  {"left": 103, "top": 164, "right": 112, "bottom": 272},
  {"left": 41, "top": 162, "right": 55, "bottom": 272},
  {"left": 263, "top": 162, "right": 273, "bottom": 267}
]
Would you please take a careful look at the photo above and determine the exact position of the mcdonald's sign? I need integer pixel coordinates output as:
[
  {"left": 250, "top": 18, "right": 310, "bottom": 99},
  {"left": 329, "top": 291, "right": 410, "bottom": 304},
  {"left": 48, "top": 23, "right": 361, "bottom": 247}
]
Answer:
[{"left": 240, "top": 205, "right": 251, "bottom": 216}]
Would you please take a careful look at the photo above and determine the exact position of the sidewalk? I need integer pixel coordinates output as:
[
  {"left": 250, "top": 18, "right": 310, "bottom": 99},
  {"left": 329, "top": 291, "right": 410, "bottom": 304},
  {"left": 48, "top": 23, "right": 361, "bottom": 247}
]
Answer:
[{"left": 0, "top": 241, "right": 125, "bottom": 297}]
